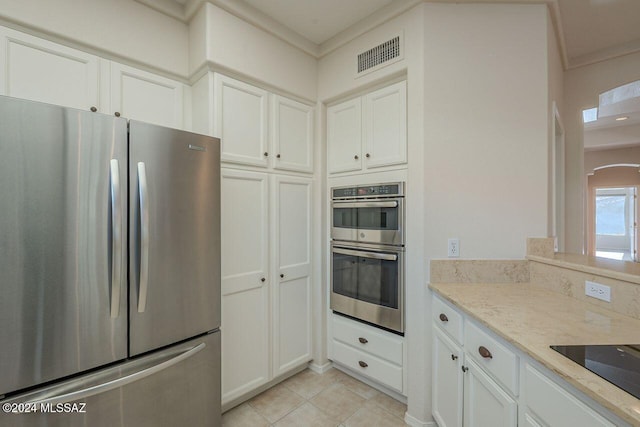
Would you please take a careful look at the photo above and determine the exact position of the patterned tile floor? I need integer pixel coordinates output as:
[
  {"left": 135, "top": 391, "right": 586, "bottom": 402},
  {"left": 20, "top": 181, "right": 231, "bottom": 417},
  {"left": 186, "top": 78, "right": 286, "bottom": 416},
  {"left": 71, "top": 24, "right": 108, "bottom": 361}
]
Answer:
[{"left": 222, "top": 368, "right": 408, "bottom": 426}]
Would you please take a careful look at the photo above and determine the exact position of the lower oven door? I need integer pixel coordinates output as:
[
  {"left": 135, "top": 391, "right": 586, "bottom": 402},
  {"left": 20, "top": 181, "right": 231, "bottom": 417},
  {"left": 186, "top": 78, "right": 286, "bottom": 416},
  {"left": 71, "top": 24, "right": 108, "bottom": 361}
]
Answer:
[{"left": 330, "top": 244, "right": 404, "bottom": 334}]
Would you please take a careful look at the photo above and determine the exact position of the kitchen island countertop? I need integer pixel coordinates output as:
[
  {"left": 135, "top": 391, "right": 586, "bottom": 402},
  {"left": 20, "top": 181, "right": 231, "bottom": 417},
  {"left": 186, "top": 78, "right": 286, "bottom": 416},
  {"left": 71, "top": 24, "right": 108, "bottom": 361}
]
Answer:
[{"left": 430, "top": 282, "right": 640, "bottom": 426}]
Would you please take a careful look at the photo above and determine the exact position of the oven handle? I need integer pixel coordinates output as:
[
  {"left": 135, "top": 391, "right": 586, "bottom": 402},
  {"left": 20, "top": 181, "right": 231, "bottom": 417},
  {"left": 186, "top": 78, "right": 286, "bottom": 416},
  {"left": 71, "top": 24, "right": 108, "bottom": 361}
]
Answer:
[
  {"left": 333, "top": 201, "right": 398, "bottom": 209},
  {"left": 333, "top": 247, "right": 398, "bottom": 261}
]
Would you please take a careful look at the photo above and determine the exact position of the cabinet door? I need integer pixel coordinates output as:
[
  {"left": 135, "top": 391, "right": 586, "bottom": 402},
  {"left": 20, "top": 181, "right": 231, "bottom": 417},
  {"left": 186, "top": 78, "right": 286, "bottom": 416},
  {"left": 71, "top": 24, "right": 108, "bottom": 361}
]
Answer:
[
  {"left": 433, "top": 327, "right": 464, "bottom": 427},
  {"left": 362, "top": 81, "right": 407, "bottom": 169},
  {"left": 214, "top": 74, "right": 269, "bottom": 167},
  {"left": 220, "top": 169, "right": 270, "bottom": 404},
  {"left": 271, "top": 95, "right": 314, "bottom": 173},
  {"left": 0, "top": 27, "right": 99, "bottom": 111},
  {"left": 464, "top": 358, "right": 517, "bottom": 427},
  {"left": 273, "top": 176, "right": 313, "bottom": 376},
  {"left": 110, "top": 62, "right": 184, "bottom": 129},
  {"left": 327, "top": 97, "right": 362, "bottom": 174}
]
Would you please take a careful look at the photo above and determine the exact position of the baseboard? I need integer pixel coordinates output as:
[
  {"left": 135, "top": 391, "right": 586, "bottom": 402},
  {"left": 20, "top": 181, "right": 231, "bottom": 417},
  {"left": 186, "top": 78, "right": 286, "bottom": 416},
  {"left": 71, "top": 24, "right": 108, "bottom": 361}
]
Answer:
[
  {"left": 308, "top": 361, "right": 332, "bottom": 374},
  {"left": 404, "top": 412, "right": 436, "bottom": 427}
]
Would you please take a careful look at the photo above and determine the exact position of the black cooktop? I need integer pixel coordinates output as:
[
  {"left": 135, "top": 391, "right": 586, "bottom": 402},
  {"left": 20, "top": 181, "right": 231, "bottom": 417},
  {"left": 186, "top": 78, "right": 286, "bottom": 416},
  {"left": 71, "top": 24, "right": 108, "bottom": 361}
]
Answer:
[{"left": 550, "top": 345, "right": 640, "bottom": 399}]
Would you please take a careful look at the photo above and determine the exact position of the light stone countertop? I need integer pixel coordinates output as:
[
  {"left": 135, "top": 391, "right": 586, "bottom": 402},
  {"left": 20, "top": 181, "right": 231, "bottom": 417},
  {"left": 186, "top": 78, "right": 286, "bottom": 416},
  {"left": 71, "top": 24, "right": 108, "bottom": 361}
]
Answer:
[{"left": 429, "top": 282, "right": 640, "bottom": 426}]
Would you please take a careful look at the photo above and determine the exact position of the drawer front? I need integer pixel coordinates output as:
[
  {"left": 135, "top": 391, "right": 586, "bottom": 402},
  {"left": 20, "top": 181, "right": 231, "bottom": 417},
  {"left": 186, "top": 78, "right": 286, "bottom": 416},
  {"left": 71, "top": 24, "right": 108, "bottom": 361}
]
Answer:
[
  {"left": 332, "top": 315, "right": 403, "bottom": 365},
  {"left": 465, "top": 319, "right": 519, "bottom": 396},
  {"left": 332, "top": 340, "right": 403, "bottom": 392},
  {"left": 523, "top": 364, "right": 615, "bottom": 427},
  {"left": 433, "top": 295, "right": 463, "bottom": 345}
]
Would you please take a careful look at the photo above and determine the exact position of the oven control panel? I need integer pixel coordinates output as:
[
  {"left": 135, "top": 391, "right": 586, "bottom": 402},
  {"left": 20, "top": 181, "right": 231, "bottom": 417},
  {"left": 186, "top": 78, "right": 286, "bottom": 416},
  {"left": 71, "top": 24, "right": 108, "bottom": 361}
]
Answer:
[{"left": 332, "top": 182, "right": 404, "bottom": 199}]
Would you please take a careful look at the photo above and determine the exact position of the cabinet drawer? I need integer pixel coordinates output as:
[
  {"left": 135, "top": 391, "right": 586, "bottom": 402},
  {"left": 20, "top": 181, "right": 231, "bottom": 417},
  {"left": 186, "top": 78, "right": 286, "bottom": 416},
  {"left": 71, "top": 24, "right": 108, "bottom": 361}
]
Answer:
[
  {"left": 523, "top": 364, "right": 615, "bottom": 427},
  {"left": 433, "top": 295, "right": 463, "bottom": 344},
  {"left": 332, "top": 340, "right": 403, "bottom": 392},
  {"left": 465, "top": 320, "right": 519, "bottom": 396},
  {"left": 332, "top": 315, "right": 403, "bottom": 365}
]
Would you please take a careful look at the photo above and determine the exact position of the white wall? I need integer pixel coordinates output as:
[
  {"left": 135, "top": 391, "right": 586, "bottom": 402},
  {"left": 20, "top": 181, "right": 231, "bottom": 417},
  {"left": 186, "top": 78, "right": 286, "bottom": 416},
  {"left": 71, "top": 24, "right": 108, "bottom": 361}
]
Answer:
[
  {"left": 318, "top": 4, "right": 428, "bottom": 424},
  {"left": 564, "top": 51, "right": 640, "bottom": 253},
  {"left": 0, "top": 0, "right": 189, "bottom": 77},
  {"left": 423, "top": 2, "right": 549, "bottom": 260},
  {"left": 190, "top": 3, "right": 317, "bottom": 101}
]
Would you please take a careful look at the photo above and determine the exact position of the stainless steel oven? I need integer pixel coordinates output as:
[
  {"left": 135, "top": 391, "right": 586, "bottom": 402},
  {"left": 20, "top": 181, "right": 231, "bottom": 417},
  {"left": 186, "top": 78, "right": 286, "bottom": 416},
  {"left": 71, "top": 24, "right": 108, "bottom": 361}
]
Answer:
[
  {"left": 330, "top": 182, "right": 405, "bottom": 334},
  {"left": 331, "top": 182, "right": 404, "bottom": 246}
]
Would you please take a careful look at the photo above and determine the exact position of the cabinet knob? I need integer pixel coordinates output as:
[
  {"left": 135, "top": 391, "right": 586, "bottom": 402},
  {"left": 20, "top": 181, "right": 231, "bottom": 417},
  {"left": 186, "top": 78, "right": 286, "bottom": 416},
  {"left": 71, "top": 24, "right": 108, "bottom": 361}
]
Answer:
[
  {"left": 90, "top": 106, "right": 97, "bottom": 112},
  {"left": 439, "top": 313, "right": 449, "bottom": 322},
  {"left": 354, "top": 155, "right": 359, "bottom": 160},
  {"left": 280, "top": 273, "right": 284, "bottom": 278},
  {"left": 461, "top": 365, "right": 468, "bottom": 373},
  {"left": 358, "top": 337, "right": 368, "bottom": 344},
  {"left": 358, "top": 361, "right": 368, "bottom": 368},
  {"left": 277, "top": 154, "right": 281, "bottom": 159},
  {"left": 260, "top": 277, "right": 266, "bottom": 282},
  {"left": 478, "top": 346, "right": 493, "bottom": 359},
  {"left": 264, "top": 152, "right": 269, "bottom": 157},
  {"left": 451, "top": 354, "right": 458, "bottom": 361},
  {"left": 114, "top": 112, "right": 121, "bottom": 117},
  {"left": 366, "top": 153, "right": 370, "bottom": 158}
]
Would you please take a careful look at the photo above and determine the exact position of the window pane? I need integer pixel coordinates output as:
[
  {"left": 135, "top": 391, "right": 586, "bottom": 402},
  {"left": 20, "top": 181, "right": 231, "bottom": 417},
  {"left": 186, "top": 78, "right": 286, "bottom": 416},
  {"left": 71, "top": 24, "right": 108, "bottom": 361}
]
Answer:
[{"left": 595, "top": 195, "right": 626, "bottom": 236}]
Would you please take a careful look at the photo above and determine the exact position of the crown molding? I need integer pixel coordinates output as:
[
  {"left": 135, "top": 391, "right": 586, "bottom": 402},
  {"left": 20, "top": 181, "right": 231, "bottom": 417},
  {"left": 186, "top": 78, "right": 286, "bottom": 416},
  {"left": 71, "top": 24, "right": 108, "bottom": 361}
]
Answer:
[{"left": 568, "top": 38, "right": 640, "bottom": 70}]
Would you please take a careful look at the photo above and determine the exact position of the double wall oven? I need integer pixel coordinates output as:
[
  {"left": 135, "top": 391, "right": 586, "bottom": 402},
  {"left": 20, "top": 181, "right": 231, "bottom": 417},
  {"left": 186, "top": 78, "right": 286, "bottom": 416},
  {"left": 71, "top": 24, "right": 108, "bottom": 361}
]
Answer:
[{"left": 330, "top": 182, "right": 405, "bottom": 334}]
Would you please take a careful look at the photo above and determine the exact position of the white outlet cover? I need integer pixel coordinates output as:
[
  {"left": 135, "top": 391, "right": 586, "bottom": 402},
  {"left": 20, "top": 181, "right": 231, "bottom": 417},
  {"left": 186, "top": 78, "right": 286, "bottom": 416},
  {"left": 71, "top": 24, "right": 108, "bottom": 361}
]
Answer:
[{"left": 585, "top": 280, "right": 611, "bottom": 302}]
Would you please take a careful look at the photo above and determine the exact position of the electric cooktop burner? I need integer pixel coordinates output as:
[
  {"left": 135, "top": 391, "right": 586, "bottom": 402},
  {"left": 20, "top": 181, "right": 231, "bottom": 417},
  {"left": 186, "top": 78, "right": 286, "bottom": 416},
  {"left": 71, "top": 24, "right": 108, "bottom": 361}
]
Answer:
[{"left": 550, "top": 345, "right": 640, "bottom": 399}]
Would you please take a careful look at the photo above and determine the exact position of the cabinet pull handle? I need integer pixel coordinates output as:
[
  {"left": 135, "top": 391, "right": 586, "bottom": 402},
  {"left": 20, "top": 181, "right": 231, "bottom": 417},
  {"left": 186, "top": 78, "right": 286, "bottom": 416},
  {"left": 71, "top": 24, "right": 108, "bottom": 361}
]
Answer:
[
  {"left": 478, "top": 346, "right": 493, "bottom": 359},
  {"left": 277, "top": 154, "right": 281, "bottom": 158},
  {"left": 358, "top": 361, "right": 368, "bottom": 368},
  {"left": 451, "top": 354, "right": 458, "bottom": 361},
  {"left": 280, "top": 273, "right": 284, "bottom": 278},
  {"left": 90, "top": 106, "right": 97, "bottom": 112},
  {"left": 114, "top": 112, "right": 121, "bottom": 117},
  {"left": 354, "top": 155, "right": 359, "bottom": 160},
  {"left": 366, "top": 153, "right": 370, "bottom": 158},
  {"left": 358, "top": 337, "right": 368, "bottom": 344},
  {"left": 264, "top": 152, "right": 269, "bottom": 157},
  {"left": 439, "top": 313, "right": 448, "bottom": 322},
  {"left": 461, "top": 366, "right": 468, "bottom": 373},
  {"left": 260, "top": 277, "right": 266, "bottom": 282}
]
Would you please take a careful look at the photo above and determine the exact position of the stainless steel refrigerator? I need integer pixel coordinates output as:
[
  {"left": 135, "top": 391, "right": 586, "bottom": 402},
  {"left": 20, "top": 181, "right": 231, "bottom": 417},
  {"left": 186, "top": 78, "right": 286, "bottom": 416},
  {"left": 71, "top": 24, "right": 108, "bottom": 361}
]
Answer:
[{"left": 0, "top": 95, "right": 221, "bottom": 426}]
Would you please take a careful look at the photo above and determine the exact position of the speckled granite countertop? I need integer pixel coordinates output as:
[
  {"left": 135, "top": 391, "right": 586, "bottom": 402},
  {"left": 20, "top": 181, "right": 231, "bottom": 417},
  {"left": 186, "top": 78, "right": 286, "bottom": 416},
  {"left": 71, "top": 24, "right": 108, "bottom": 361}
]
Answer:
[{"left": 429, "top": 282, "right": 640, "bottom": 426}]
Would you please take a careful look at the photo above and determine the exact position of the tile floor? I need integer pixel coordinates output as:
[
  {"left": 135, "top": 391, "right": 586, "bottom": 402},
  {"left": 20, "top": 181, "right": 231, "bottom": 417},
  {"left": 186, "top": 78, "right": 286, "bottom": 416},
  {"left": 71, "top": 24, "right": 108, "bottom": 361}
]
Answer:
[{"left": 222, "top": 368, "right": 408, "bottom": 427}]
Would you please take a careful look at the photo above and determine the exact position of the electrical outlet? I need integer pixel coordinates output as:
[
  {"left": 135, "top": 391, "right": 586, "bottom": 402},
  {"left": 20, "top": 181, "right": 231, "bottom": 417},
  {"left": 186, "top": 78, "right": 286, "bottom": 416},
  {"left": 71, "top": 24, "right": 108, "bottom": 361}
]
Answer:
[
  {"left": 585, "top": 281, "right": 611, "bottom": 302},
  {"left": 448, "top": 238, "right": 460, "bottom": 258}
]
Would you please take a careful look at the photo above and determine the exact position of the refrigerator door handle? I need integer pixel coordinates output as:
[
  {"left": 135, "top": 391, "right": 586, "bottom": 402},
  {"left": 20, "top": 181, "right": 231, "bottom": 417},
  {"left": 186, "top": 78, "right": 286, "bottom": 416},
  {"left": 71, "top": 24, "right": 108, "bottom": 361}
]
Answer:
[
  {"left": 109, "top": 159, "right": 122, "bottom": 318},
  {"left": 27, "top": 343, "right": 206, "bottom": 407},
  {"left": 137, "top": 162, "right": 150, "bottom": 313}
]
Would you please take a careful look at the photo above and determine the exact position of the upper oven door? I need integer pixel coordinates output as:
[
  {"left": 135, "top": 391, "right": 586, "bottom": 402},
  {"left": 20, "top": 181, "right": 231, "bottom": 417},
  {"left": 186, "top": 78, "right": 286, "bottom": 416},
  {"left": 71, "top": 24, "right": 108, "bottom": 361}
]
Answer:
[{"left": 332, "top": 198, "right": 404, "bottom": 245}]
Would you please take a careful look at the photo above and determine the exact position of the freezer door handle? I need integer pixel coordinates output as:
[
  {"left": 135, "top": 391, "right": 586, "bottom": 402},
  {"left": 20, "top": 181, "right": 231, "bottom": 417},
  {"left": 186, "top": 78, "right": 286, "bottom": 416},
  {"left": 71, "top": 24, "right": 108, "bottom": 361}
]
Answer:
[
  {"left": 137, "top": 162, "right": 150, "bottom": 313},
  {"left": 27, "top": 343, "right": 206, "bottom": 406},
  {"left": 109, "top": 159, "right": 122, "bottom": 318}
]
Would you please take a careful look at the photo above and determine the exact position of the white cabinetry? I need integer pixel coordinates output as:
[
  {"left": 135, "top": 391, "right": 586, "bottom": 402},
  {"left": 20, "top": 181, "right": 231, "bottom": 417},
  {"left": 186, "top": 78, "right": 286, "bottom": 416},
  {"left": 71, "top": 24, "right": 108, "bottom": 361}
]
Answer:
[
  {"left": 432, "top": 294, "right": 624, "bottom": 427},
  {"left": 0, "top": 27, "right": 99, "bottom": 111},
  {"left": 109, "top": 62, "right": 185, "bottom": 129},
  {"left": 0, "top": 26, "right": 187, "bottom": 129},
  {"left": 521, "top": 363, "right": 615, "bottom": 427},
  {"left": 220, "top": 169, "right": 313, "bottom": 405},
  {"left": 213, "top": 73, "right": 314, "bottom": 172},
  {"left": 220, "top": 169, "right": 270, "bottom": 402},
  {"left": 330, "top": 314, "right": 405, "bottom": 394},
  {"left": 327, "top": 81, "right": 406, "bottom": 174}
]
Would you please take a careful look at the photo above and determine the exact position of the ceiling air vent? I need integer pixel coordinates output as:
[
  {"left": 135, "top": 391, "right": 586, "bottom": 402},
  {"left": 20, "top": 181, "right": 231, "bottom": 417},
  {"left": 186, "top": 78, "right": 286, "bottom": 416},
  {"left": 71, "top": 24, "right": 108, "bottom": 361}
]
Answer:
[{"left": 357, "top": 35, "right": 401, "bottom": 75}]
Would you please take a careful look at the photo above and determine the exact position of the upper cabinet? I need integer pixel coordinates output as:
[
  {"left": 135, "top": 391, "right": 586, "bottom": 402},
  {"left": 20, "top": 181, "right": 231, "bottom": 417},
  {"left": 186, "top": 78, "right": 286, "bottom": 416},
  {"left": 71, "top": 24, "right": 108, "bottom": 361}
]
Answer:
[
  {"left": 0, "top": 27, "right": 99, "bottom": 112},
  {"left": 327, "top": 80, "right": 406, "bottom": 174},
  {"left": 213, "top": 73, "right": 314, "bottom": 173},
  {"left": 0, "top": 26, "right": 187, "bottom": 130},
  {"left": 109, "top": 62, "right": 185, "bottom": 129}
]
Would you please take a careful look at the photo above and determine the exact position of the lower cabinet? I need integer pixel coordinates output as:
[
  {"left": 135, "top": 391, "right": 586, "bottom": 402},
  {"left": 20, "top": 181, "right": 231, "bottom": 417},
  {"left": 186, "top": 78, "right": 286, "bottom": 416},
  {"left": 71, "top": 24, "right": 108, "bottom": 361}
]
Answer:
[
  {"left": 431, "top": 294, "right": 625, "bottom": 427},
  {"left": 330, "top": 314, "right": 405, "bottom": 394},
  {"left": 220, "top": 169, "right": 312, "bottom": 405}
]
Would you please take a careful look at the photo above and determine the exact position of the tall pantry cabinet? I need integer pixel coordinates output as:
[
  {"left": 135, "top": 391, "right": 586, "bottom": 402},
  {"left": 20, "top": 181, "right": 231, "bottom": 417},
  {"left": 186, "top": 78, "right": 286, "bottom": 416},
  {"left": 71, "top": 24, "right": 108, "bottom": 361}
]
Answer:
[{"left": 193, "top": 72, "right": 315, "bottom": 406}]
